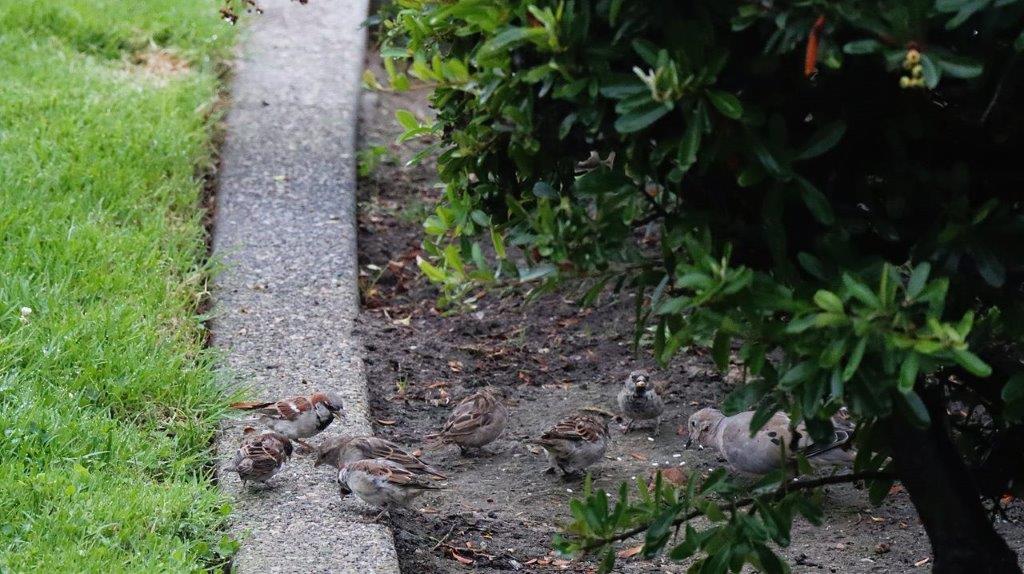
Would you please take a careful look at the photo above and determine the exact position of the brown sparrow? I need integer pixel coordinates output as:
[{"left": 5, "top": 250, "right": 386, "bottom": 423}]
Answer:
[
  {"left": 528, "top": 413, "right": 610, "bottom": 477},
  {"left": 314, "top": 435, "right": 446, "bottom": 479},
  {"left": 617, "top": 369, "right": 664, "bottom": 433},
  {"left": 425, "top": 388, "right": 507, "bottom": 454},
  {"left": 231, "top": 391, "right": 343, "bottom": 450},
  {"left": 337, "top": 459, "right": 442, "bottom": 514},
  {"left": 224, "top": 427, "right": 293, "bottom": 487}
]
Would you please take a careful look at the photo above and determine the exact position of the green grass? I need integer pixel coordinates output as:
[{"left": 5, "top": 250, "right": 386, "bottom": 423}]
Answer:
[{"left": 0, "top": 1, "right": 238, "bottom": 570}]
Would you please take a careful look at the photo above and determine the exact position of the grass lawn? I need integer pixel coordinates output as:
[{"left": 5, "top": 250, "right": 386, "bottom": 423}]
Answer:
[{"left": 0, "top": 1, "right": 238, "bottom": 570}]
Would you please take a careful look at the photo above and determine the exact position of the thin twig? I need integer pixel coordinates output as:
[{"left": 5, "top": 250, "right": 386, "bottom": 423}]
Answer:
[{"left": 579, "top": 470, "right": 895, "bottom": 552}]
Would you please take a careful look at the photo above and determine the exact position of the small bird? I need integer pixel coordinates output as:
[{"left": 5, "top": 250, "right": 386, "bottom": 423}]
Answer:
[
  {"left": 230, "top": 391, "right": 343, "bottom": 450},
  {"left": 337, "top": 459, "right": 442, "bottom": 517},
  {"left": 528, "top": 412, "right": 610, "bottom": 477},
  {"left": 617, "top": 369, "right": 664, "bottom": 433},
  {"left": 224, "top": 427, "right": 293, "bottom": 488},
  {"left": 314, "top": 435, "right": 446, "bottom": 480},
  {"left": 425, "top": 388, "right": 508, "bottom": 454},
  {"left": 685, "top": 407, "right": 855, "bottom": 475}
]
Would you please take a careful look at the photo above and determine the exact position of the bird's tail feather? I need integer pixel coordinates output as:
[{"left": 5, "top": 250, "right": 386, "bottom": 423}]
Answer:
[{"left": 230, "top": 400, "right": 275, "bottom": 410}]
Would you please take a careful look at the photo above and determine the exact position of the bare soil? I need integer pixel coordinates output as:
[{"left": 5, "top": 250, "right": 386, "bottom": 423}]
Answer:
[{"left": 355, "top": 56, "right": 1024, "bottom": 573}]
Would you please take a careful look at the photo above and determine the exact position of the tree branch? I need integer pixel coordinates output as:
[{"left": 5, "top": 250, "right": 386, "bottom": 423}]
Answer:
[{"left": 579, "top": 471, "right": 895, "bottom": 553}]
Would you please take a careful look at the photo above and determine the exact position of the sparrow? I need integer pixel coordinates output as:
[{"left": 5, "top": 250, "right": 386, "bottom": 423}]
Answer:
[
  {"left": 425, "top": 388, "right": 508, "bottom": 454},
  {"left": 685, "top": 407, "right": 855, "bottom": 475},
  {"left": 224, "top": 427, "right": 293, "bottom": 487},
  {"left": 230, "top": 391, "right": 343, "bottom": 450},
  {"left": 314, "top": 435, "right": 446, "bottom": 480},
  {"left": 337, "top": 459, "right": 442, "bottom": 516},
  {"left": 528, "top": 412, "right": 610, "bottom": 477},
  {"left": 616, "top": 369, "right": 664, "bottom": 433}
]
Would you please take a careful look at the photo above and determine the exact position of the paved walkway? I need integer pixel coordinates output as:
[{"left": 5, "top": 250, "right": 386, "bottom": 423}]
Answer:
[{"left": 211, "top": 1, "right": 400, "bottom": 571}]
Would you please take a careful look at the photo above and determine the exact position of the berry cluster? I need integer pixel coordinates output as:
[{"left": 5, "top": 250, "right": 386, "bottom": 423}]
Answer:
[{"left": 900, "top": 49, "right": 925, "bottom": 89}]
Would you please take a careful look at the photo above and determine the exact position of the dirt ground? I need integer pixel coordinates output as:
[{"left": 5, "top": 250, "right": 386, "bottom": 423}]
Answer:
[{"left": 354, "top": 56, "right": 1024, "bottom": 573}]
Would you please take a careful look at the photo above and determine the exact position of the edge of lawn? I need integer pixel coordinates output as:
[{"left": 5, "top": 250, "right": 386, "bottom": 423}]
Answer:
[{"left": 0, "top": 2, "right": 244, "bottom": 570}]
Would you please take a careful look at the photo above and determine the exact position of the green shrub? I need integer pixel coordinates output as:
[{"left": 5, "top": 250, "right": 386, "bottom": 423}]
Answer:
[{"left": 379, "top": 1, "right": 1024, "bottom": 572}]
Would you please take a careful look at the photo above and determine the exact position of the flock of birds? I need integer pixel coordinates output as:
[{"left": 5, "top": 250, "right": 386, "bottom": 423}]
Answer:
[{"left": 224, "top": 369, "right": 856, "bottom": 515}]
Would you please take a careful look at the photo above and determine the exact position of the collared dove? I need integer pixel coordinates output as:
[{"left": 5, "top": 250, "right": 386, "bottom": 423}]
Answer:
[
  {"left": 617, "top": 369, "right": 664, "bottom": 433},
  {"left": 685, "top": 407, "right": 855, "bottom": 475}
]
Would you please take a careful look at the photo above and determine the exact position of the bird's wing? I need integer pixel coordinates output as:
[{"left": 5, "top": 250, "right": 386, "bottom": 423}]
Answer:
[
  {"left": 540, "top": 415, "right": 604, "bottom": 443},
  {"left": 357, "top": 461, "right": 441, "bottom": 490},
  {"left": 360, "top": 438, "right": 446, "bottom": 478},
  {"left": 440, "top": 395, "right": 494, "bottom": 437}
]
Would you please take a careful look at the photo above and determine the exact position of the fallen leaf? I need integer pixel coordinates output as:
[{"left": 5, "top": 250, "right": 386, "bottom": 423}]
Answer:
[
  {"left": 1001, "top": 494, "right": 1015, "bottom": 506},
  {"left": 888, "top": 484, "right": 905, "bottom": 496},
  {"left": 450, "top": 549, "right": 474, "bottom": 565},
  {"left": 875, "top": 542, "right": 891, "bottom": 555},
  {"left": 629, "top": 452, "right": 648, "bottom": 462},
  {"left": 617, "top": 545, "right": 644, "bottom": 559},
  {"left": 659, "top": 467, "right": 688, "bottom": 486},
  {"left": 448, "top": 360, "right": 463, "bottom": 373},
  {"left": 914, "top": 557, "right": 931, "bottom": 567},
  {"left": 870, "top": 516, "right": 885, "bottom": 523},
  {"left": 377, "top": 419, "right": 397, "bottom": 425}
]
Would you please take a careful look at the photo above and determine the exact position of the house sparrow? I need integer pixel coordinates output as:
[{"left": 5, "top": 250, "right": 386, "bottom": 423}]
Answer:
[
  {"left": 617, "top": 369, "right": 664, "bottom": 433},
  {"left": 685, "top": 407, "right": 855, "bottom": 475},
  {"left": 337, "top": 459, "right": 442, "bottom": 516},
  {"left": 528, "top": 412, "right": 610, "bottom": 477},
  {"left": 314, "top": 435, "right": 446, "bottom": 480},
  {"left": 425, "top": 388, "right": 508, "bottom": 454},
  {"left": 230, "top": 391, "right": 343, "bottom": 450},
  {"left": 224, "top": 427, "right": 293, "bottom": 487}
]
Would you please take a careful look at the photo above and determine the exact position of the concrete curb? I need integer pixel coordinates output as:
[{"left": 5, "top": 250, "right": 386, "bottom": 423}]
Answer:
[{"left": 211, "top": 0, "right": 400, "bottom": 571}]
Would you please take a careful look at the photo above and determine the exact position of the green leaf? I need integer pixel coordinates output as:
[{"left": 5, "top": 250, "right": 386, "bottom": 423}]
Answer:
[
  {"left": 843, "top": 39, "right": 882, "bottom": 54},
  {"left": 919, "top": 54, "right": 941, "bottom": 89},
  {"left": 753, "top": 543, "right": 789, "bottom": 574},
  {"left": 677, "top": 104, "right": 703, "bottom": 172},
  {"left": 953, "top": 350, "right": 992, "bottom": 377},
  {"left": 532, "top": 181, "right": 558, "bottom": 198},
  {"left": 712, "top": 330, "right": 730, "bottom": 371},
  {"left": 796, "top": 121, "right": 846, "bottom": 161},
  {"left": 490, "top": 227, "right": 506, "bottom": 259},
  {"left": 417, "top": 257, "right": 446, "bottom": 282},
  {"left": 796, "top": 177, "right": 835, "bottom": 225},
  {"left": 779, "top": 361, "right": 816, "bottom": 390},
  {"left": 395, "top": 109, "right": 419, "bottom": 130},
  {"left": 842, "top": 273, "right": 881, "bottom": 308},
  {"left": 598, "top": 548, "right": 616, "bottom": 574},
  {"left": 936, "top": 54, "right": 984, "bottom": 78},
  {"left": 705, "top": 89, "right": 743, "bottom": 119},
  {"left": 843, "top": 337, "right": 868, "bottom": 382},
  {"left": 478, "top": 27, "right": 547, "bottom": 61},
  {"left": 899, "top": 390, "right": 931, "bottom": 428},
  {"left": 518, "top": 263, "right": 556, "bottom": 282},
  {"left": 813, "top": 290, "right": 844, "bottom": 314},
  {"left": 897, "top": 353, "right": 919, "bottom": 394},
  {"left": 906, "top": 262, "right": 931, "bottom": 299},
  {"left": 868, "top": 477, "right": 895, "bottom": 505},
  {"left": 615, "top": 101, "right": 671, "bottom": 133}
]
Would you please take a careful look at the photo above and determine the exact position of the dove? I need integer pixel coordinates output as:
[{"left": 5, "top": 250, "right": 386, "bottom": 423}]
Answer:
[
  {"left": 314, "top": 435, "right": 446, "bottom": 480},
  {"left": 337, "top": 459, "right": 442, "bottom": 516},
  {"left": 230, "top": 391, "right": 343, "bottom": 450},
  {"left": 528, "top": 412, "right": 610, "bottom": 477},
  {"left": 685, "top": 407, "right": 855, "bottom": 475},
  {"left": 224, "top": 427, "right": 293, "bottom": 488},
  {"left": 617, "top": 369, "right": 664, "bottom": 433},
  {"left": 425, "top": 388, "right": 508, "bottom": 454}
]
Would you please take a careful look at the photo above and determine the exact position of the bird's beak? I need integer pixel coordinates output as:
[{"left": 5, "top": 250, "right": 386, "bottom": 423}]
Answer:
[{"left": 332, "top": 411, "right": 344, "bottom": 420}]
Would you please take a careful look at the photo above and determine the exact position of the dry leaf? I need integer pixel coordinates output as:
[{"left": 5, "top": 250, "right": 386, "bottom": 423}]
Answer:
[
  {"left": 617, "top": 545, "right": 644, "bottom": 559},
  {"left": 448, "top": 360, "right": 463, "bottom": 373},
  {"left": 660, "top": 467, "right": 688, "bottom": 486},
  {"left": 888, "top": 484, "right": 905, "bottom": 496},
  {"left": 377, "top": 419, "right": 397, "bottom": 425},
  {"left": 914, "top": 557, "right": 931, "bottom": 567},
  {"left": 629, "top": 452, "right": 648, "bottom": 461},
  {"left": 450, "top": 549, "right": 474, "bottom": 565},
  {"left": 875, "top": 542, "right": 891, "bottom": 555}
]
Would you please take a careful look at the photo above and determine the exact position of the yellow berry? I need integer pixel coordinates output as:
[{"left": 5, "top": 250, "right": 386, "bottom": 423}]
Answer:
[
  {"left": 912, "top": 64, "right": 924, "bottom": 78},
  {"left": 906, "top": 49, "right": 921, "bottom": 64},
  {"left": 899, "top": 76, "right": 911, "bottom": 88}
]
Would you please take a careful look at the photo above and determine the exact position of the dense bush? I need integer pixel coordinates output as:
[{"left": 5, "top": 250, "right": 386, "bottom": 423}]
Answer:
[{"left": 377, "top": 1, "right": 1024, "bottom": 572}]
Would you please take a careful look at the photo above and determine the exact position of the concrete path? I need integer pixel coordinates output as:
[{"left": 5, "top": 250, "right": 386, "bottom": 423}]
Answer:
[{"left": 211, "top": 0, "right": 399, "bottom": 572}]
